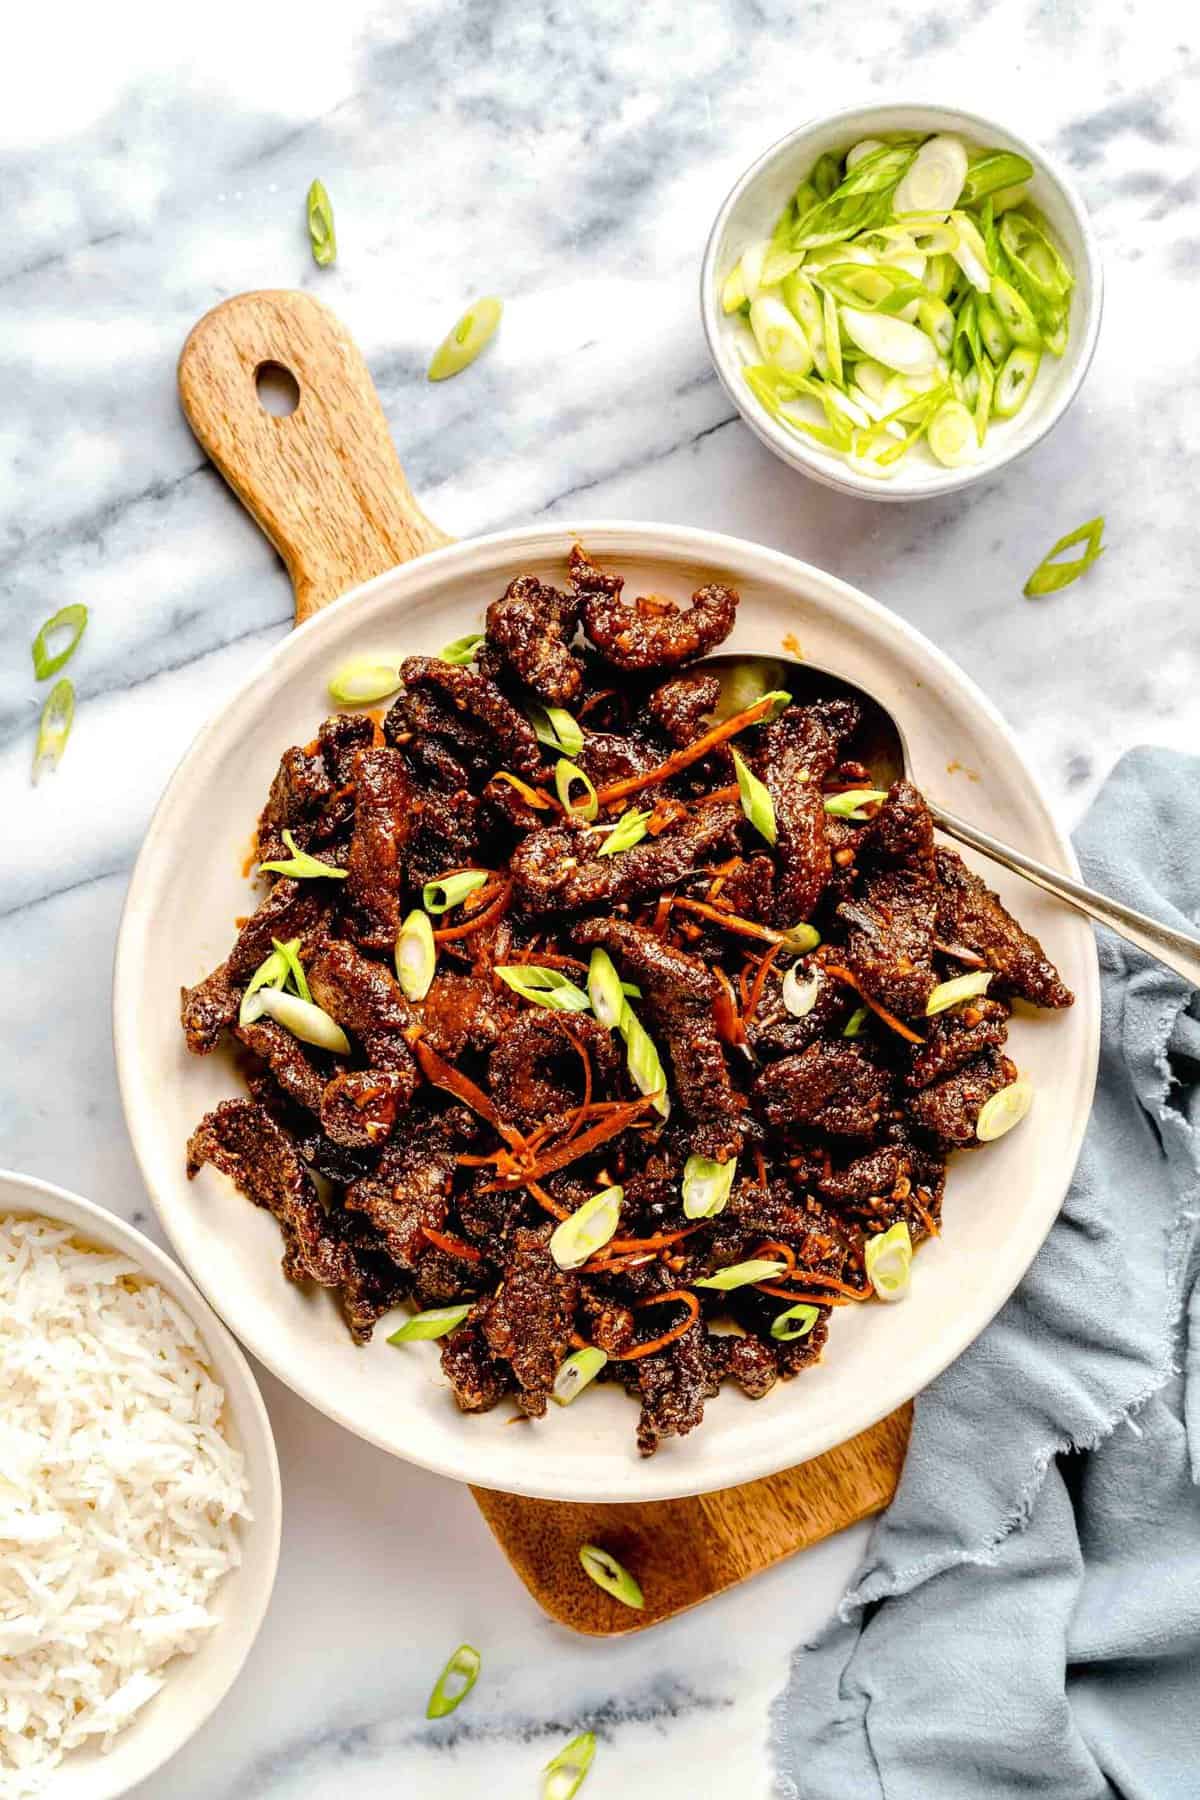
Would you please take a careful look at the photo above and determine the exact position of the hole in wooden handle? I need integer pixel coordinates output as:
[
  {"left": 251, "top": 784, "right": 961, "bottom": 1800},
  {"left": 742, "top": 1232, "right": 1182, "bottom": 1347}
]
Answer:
[{"left": 255, "top": 360, "right": 300, "bottom": 417}]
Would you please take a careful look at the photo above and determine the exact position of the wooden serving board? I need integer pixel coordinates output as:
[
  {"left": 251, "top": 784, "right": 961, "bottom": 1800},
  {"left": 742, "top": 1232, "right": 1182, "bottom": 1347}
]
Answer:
[{"left": 177, "top": 288, "right": 911, "bottom": 1634}]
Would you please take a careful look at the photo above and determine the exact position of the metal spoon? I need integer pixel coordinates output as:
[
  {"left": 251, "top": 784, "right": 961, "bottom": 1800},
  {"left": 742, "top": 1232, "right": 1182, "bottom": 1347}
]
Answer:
[{"left": 707, "top": 657, "right": 1200, "bottom": 989}]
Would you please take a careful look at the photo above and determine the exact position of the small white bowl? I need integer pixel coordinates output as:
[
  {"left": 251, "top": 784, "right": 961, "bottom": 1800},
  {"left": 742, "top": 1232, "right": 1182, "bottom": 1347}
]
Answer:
[
  {"left": 0, "top": 1170, "right": 281, "bottom": 1800},
  {"left": 701, "top": 102, "right": 1103, "bottom": 501}
]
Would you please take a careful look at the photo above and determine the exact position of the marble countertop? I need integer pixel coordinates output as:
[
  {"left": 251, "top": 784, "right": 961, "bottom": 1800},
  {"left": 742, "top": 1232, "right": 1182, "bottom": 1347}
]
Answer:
[{"left": 4, "top": 3, "right": 1197, "bottom": 1794}]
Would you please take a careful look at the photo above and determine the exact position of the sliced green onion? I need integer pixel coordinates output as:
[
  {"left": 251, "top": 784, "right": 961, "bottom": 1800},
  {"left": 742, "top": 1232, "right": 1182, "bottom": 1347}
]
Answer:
[
  {"left": 252, "top": 987, "right": 351, "bottom": 1055},
  {"left": 528, "top": 702, "right": 584, "bottom": 758},
  {"left": 1023, "top": 517, "right": 1105, "bottom": 597},
  {"left": 396, "top": 909, "right": 436, "bottom": 1001},
  {"left": 306, "top": 179, "right": 336, "bottom": 267},
  {"left": 973, "top": 356, "right": 996, "bottom": 446},
  {"left": 439, "top": 632, "right": 485, "bottom": 666},
  {"left": 428, "top": 296, "right": 503, "bottom": 382},
  {"left": 822, "top": 287, "right": 844, "bottom": 386},
  {"left": 423, "top": 870, "right": 490, "bottom": 914},
  {"left": 976, "top": 1075, "right": 1034, "bottom": 1141},
  {"left": 721, "top": 261, "right": 748, "bottom": 313},
  {"left": 837, "top": 143, "right": 916, "bottom": 197},
  {"left": 750, "top": 295, "right": 814, "bottom": 377},
  {"left": 840, "top": 306, "right": 938, "bottom": 375},
  {"left": 737, "top": 239, "right": 771, "bottom": 302},
  {"left": 961, "top": 150, "right": 1034, "bottom": 204},
  {"left": 1041, "top": 308, "right": 1070, "bottom": 357},
  {"left": 238, "top": 946, "right": 290, "bottom": 1027},
  {"left": 823, "top": 787, "right": 888, "bottom": 819},
  {"left": 865, "top": 1221, "right": 912, "bottom": 1302},
  {"left": 975, "top": 298, "right": 1010, "bottom": 363},
  {"left": 495, "top": 964, "right": 591, "bottom": 1012},
  {"left": 842, "top": 1006, "right": 869, "bottom": 1038},
  {"left": 810, "top": 151, "right": 843, "bottom": 200},
  {"left": 927, "top": 399, "right": 977, "bottom": 468},
  {"left": 989, "top": 276, "right": 1041, "bottom": 348},
  {"left": 550, "top": 1186, "right": 623, "bottom": 1271},
  {"left": 578, "top": 1546, "right": 644, "bottom": 1609},
  {"left": 597, "top": 807, "right": 652, "bottom": 857},
  {"left": 782, "top": 962, "right": 821, "bottom": 1017},
  {"left": 552, "top": 1347, "right": 608, "bottom": 1406},
  {"left": 31, "top": 604, "right": 88, "bottom": 680},
  {"left": 916, "top": 296, "right": 955, "bottom": 358},
  {"left": 682, "top": 1154, "right": 737, "bottom": 1221},
  {"left": 893, "top": 133, "right": 968, "bottom": 214},
  {"left": 922, "top": 252, "right": 956, "bottom": 298},
  {"left": 389, "top": 1304, "right": 471, "bottom": 1343},
  {"left": 694, "top": 1257, "right": 787, "bottom": 1292},
  {"left": 999, "top": 211, "right": 1073, "bottom": 304},
  {"left": 993, "top": 345, "right": 1041, "bottom": 418},
  {"left": 258, "top": 829, "right": 348, "bottom": 881},
  {"left": 845, "top": 137, "right": 886, "bottom": 171},
  {"left": 782, "top": 922, "right": 822, "bottom": 953},
  {"left": 731, "top": 749, "right": 776, "bottom": 846},
  {"left": 770, "top": 1302, "right": 820, "bottom": 1341},
  {"left": 587, "top": 948, "right": 626, "bottom": 1029},
  {"left": 32, "top": 678, "right": 75, "bottom": 783},
  {"left": 271, "top": 936, "right": 312, "bottom": 1003},
  {"left": 948, "top": 211, "right": 992, "bottom": 292},
  {"left": 426, "top": 1643, "right": 481, "bottom": 1719},
  {"left": 327, "top": 656, "right": 402, "bottom": 706},
  {"left": 781, "top": 273, "right": 827, "bottom": 374},
  {"left": 555, "top": 757, "right": 599, "bottom": 821},
  {"left": 543, "top": 1733, "right": 598, "bottom": 1800},
  {"left": 926, "top": 970, "right": 993, "bottom": 1014},
  {"left": 619, "top": 1004, "right": 670, "bottom": 1119}
]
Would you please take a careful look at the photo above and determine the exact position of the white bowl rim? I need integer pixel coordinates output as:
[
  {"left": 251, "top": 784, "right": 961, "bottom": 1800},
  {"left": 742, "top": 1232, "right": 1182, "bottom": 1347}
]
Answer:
[
  {"left": 0, "top": 1168, "right": 282, "bottom": 1800},
  {"left": 700, "top": 98, "right": 1104, "bottom": 502}
]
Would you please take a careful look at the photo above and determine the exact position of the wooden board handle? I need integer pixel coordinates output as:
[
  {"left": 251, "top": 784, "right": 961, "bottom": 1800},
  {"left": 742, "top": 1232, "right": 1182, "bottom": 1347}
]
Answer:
[{"left": 178, "top": 290, "right": 450, "bottom": 622}]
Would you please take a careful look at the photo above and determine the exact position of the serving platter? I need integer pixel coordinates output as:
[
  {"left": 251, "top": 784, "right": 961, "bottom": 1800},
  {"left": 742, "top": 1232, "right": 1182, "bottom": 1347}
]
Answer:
[{"left": 113, "top": 292, "right": 1097, "bottom": 1616}]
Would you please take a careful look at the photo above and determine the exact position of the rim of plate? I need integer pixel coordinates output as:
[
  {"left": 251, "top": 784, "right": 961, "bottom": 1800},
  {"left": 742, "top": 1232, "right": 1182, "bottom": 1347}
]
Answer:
[{"left": 113, "top": 521, "right": 1099, "bottom": 1501}]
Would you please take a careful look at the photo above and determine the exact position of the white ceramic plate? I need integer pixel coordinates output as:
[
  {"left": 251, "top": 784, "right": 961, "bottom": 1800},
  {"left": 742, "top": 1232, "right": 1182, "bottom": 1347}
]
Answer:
[
  {"left": 0, "top": 1170, "right": 281, "bottom": 1799},
  {"left": 114, "top": 523, "right": 1099, "bottom": 1503}
]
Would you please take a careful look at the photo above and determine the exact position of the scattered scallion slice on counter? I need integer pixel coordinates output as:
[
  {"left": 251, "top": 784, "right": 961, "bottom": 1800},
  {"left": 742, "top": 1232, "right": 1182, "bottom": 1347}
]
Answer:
[
  {"left": 555, "top": 757, "right": 599, "bottom": 820},
  {"left": 578, "top": 1546, "right": 644, "bottom": 1609},
  {"left": 597, "top": 807, "right": 652, "bottom": 857},
  {"left": 423, "top": 870, "right": 490, "bottom": 914},
  {"left": 271, "top": 936, "right": 312, "bottom": 1003},
  {"left": 770, "top": 1302, "right": 821, "bottom": 1341},
  {"left": 425, "top": 1643, "right": 481, "bottom": 1719},
  {"left": 389, "top": 1304, "right": 471, "bottom": 1343},
  {"left": 925, "top": 970, "right": 993, "bottom": 1014},
  {"left": 976, "top": 1075, "right": 1034, "bottom": 1141},
  {"left": 31, "top": 604, "right": 88, "bottom": 680},
  {"left": 587, "top": 948, "right": 626, "bottom": 1029},
  {"left": 528, "top": 702, "right": 585, "bottom": 758},
  {"left": 428, "top": 296, "right": 503, "bottom": 381},
  {"left": 306, "top": 179, "right": 336, "bottom": 266},
  {"left": 327, "top": 657, "right": 402, "bottom": 705},
  {"left": 552, "top": 1347, "right": 608, "bottom": 1406},
  {"left": 682, "top": 1154, "right": 737, "bottom": 1220},
  {"left": 258, "top": 830, "right": 348, "bottom": 881},
  {"left": 32, "top": 679, "right": 75, "bottom": 783},
  {"left": 395, "top": 909, "right": 436, "bottom": 1001},
  {"left": 842, "top": 1006, "right": 869, "bottom": 1038},
  {"left": 732, "top": 748, "right": 776, "bottom": 845},
  {"left": 865, "top": 1221, "right": 913, "bottom": 1301},
  {"left": 439, "top": 632, "right": 485, "bottom": 666},
  {"left": 239, "top": 946, "right": 290, "bottom": 1026},
  {"left": 543, "top": 1732, "right": 598, "bottom": 1800},
  {"left": 782, "top": 962, "right": 821, "bottom": 1017},
  {"left": 694, "top": 1257, "right": 787, "bottom": 1292},
  {"left": 252, "top": 987, "right": 351, "bottom": 1055},
  {"left": 495, "top": 965, "right": 591, "bottom": 1012},
  {"left": 1022, "top": 517, "right": 1105, "bottom": 597},
  {"left": 550, "top": 1187, "right": 624, "bottom": 1270},
  {"left": 619, "top": 1004, "right": 670, "bottom": 1118},
  {"left": 823, "top": 787, "right": 888, "bottom": 819}
]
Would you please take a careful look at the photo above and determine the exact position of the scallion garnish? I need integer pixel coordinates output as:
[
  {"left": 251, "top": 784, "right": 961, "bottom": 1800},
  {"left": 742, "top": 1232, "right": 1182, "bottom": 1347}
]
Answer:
[
  {"left": 425, "top": 1643, "right": 481, "bottom": 1719},
  {"left": 552, "top": 1346, "right": 608, "bottom": 1406},
  {"left": 925, "top": 970, "right": 993, "bottom": 1015},
  {"left": 823, "top": 787, "right": 888, "bottom": 820},
  {"left": 439, "top": 632, "right": 485, "bottom": 665},
  {"left": 782, "top": 922, "right": 822, "bottom": 953},
  {"left": 976, "top": 1075, "right": 1033, "bottom": 1141},
  {"left": 389, "top": 1304, "right": 472, "bottom": 1343},
  {"left": 428, "top": 297, "right": 503, "bottom": 382},
  {"left": 306, "top": 179, "right": 336, "bottom": 267},
  {"left": 782, "top": 962, "right": 821, "bottom": 1018},
  {"left": 327, "top": 656, "right": 402, "bottom": 706},
  {"left": 694, "top": 1257, "right": 787, "bottom": 1292},
  {"left": 770, "top": 1302, "right": 821, "bottom": 1341},
  {"left": 555, "top": 757, "right": 599, "bottom": 821},
  {"left": 32, "top": 679, "right": 75, "bottom": 784},
  {"left": 494, "top": 965, "right": 591, "bottom": 1012},
  {"left": 550, "top": 1186, "right": 623, "bottom": 1271},
  {"left": 619, "top": 1003, "right": 670, "bottom": 1119},
  {"left": 731, "top": 748, "right": 776, "bottom": 846},
  {"left": 271, "top": 936, "right": 312, "bottom": 1003},
  {"left": 249, "top": 987, "right": 351, "bottom": 1055},
  {"left": 842, "top": 1006, "right": 869, "bottom": 1038},
  {"left": 1022, "top": 517, "right": 1105, "bottom": 597},
  {"left": 597, "top": 808, "right": 652, "bottom": 856},
  {"left": 587, "top": 948, "right": 625, "bottom": 1029},
  {"left": 239, "top": 946, "right": 290, "bottom": 1027},
  {"left": 865, "top": 1221, "right": 912, "bottom": 1301},
  {"left": 423, "top": 870, "right": 490, "bottom": 914},
  {"left": 527, "top": 701, "right": 584, "bottom": 758},
  {"left": 682, "top": 1154, "right": 737, "bottom": 1220},
  {"left": 543, "top": 1730, "right": 598, "bottom": 1800},
  {"left": 258, "top": 830, "right": 348, "bottom": 881},
  {"left": 31, "top": 604, "right": 88, "bottom": 681},
  {"left": 395, "top": 909, "right": 436, "bottom": 1001},
  {"left": 578, "top": 1545, "right": 644, "bottom": 1609}
]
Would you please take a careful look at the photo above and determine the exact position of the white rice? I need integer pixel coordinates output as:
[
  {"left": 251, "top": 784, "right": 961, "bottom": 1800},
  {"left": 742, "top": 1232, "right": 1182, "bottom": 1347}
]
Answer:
[{"left": 0, "top": 1214, "right": 250, "bottom": 1795}]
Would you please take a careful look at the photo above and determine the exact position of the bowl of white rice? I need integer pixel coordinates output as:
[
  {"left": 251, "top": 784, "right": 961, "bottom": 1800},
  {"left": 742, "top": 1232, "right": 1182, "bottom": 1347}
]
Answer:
[{"left": 0, "top": 1170, "right": 281, "bottom": 1799}]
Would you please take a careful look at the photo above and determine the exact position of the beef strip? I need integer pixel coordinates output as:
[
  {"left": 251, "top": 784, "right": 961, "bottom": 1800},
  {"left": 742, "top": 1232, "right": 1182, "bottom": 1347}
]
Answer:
[
  {"left": 906, "top": 1047, "right": 1018, "bottom": 1147},
  {"left": 488, "top": 1012, "right": 620, "bottom": 1130},
  {"left": 343, "top": 1134, "right": 455, "bottom": 1267},
  {"left": 256, "top": 744, "right": 335, "bottom": 863},
  {"left": 861, "top": 778, "right": 937, "bottom": 880},
  {"left": 476, "top": 1225, "right": 579, "bottom": 1417},
  {"left": 753, "top": 1040, "right": 892, "bottom": 1139},
  {"left": 418, "top": 972, "right": 514, "bottom": 1060},
  {"left": 234, "top": 1016, "right": 332, "bottom": 1115},
  {"left": 746, "top": 960, "right": 854, "bottom": 1060},
  {"left": 345, "top": 747, "right": 412, "bottom": 952},
  {"left": 935, "top": 848, "right": 1073, "bottom": 1008},
  {"left": 441, "top": 1323, "right": 512, "bottom": 1413},
  {"left": 760, "top": 699, "right": 861, "bottom": 925},
  {"left": 320, "top": 1067, "right": 414, "bottom": 1147},
  {"left": 512, "top": 804, "right": 741, "bottom": 913},
  {"left": 318, "top": 712, "right": 376, "bottom": 785},
  {"left": 633, "top": 1319, "right": 719, "bottom": 1456},
  {"left": 180, "top": 880, "right": 326, "bottom": 1053},
  {"left": 576, "top": 730, "right": 664, "bottom": 790},
  {"left": 396, "top": 657, "right": 543, "bottom": 779},
  {"left": 837, "top": 868, "right": 938, "bottom": 1018},
  {"left": 481, "top": 573, "right": 584, "bottom": 705},
  {"left": 572, "top": 544, "right": 738, "bottom": 672},
  {"left": 647, "top": 671, "right": 721, "bottom": 746},
  {"left": 306, "top": 941, "right": 419, "bottom": 1077},
  {"left": 905, "top": 995, "right": 1011, "bottom": 1089}
]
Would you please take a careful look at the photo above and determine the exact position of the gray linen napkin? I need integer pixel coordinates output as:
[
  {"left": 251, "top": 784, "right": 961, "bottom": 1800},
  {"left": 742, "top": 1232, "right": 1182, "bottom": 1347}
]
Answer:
[{"left": 771, "top": 747, "right": 1200, "bottom": 1799}]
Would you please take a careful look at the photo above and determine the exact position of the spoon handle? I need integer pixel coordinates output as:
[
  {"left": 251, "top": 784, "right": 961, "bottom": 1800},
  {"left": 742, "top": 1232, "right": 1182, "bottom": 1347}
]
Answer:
[{"left": 932, "top": 804, "right": 1200, "bottom": 990}]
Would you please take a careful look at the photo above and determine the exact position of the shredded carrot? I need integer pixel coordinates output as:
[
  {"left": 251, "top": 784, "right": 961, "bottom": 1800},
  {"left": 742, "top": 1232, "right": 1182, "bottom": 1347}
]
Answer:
[
  {"left": 712, "top": 967, "right": 747, "bottom": 1047},
  {"left": 432, "top": 880, "right": 513, "bottom": 943},
  {"left": 607, "top": 1290, "right": 701, "bottom": 1360},
  {"left": 762, "top": 1269, "right": 873, "bottom": 1301},
  {"left": 652, "top": 894, "right": 674, "bottom": 936},
  {"left": 753, "top": 1240, "right": 796, "bottom": 1278},
  {"left": 489, "top": 771, "right": 557, "bottom": 810},
  {"left": 526, "top": 1179, "right": 570, "bottom": 1221},
  {"left": 420, "top": 1226, "right": 483, "bottom": 1263},
  {"left": 742, "top": 942, "right": 782, "bottom": 1028},
  {"left": 487, "top": 1095, "right": 657, "bottom": 1189},
  {"left": 753, "top": 1147, "right": 768, "bottom": 1190},
  {"left": 911, "top": 1194, "right": 940, "bottom": 1239},
  {"left": 410, "top": 1037, "right": 526, "bottom": 1148},
  {"left": 673, "top": 897, "right": 800, "bottom": 948},
  {"left": 595, "top": 692, "right": 784, "bottom": 805},
  {"left": 755, "top": 1283, "right": 849, "bottom": 1306},
  {"left": 822, "top": 963, "right": 925, "bottom": 1046},
  {"left": 601, "top": 1222, "right": 708, "bottom": 1256}
]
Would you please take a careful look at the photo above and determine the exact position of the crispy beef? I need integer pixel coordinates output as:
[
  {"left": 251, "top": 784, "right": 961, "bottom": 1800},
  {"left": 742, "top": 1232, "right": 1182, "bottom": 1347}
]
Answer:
[
  {"left": 482, "top": 573, "right": 584, "bottom": 705},
  {"left": 633, "top": 1320, "right": 718, "bottom": 1455},
  {"left": 306, "top": 941, "right": 419, "bottom": 1078},
  {"left": 345, "top": 747, "right": 413, "bottom": 952},
  {"left": 234, "top": 1016, "right": 332, "bottom": 1115},
  {"left": 180, "top": 880, "right": 327, "bottom": 1053},
  {"left": 476, "top": 1225, "right": 578, "bottom": 1417},
  {"left": 761, "top": 699, "right": 861, "bottom": 925},
  {"left": 441, "top": 1323, "right": 512, "bottom": 1413},
  {"left": 512, "top": 804, "right": 741, "bottom": 913},
  {"left": 397, "top": 657, "right": 543, "bottom": 779},
  {"left": 906, "top": 996, "right": 1011, "bottom": 1089},
  {"left": 838, "top": 869, "right": 938, "bottom": 1018},
  {"left": 572, "top": 544, "right": 738, "bottom": 671},
  {"left": 906, "top": 1048, "right": 1018, "bottom": 1147},
  {"left": 647, "top": 671, "right": 721, "bottom": 746},
  {"left": 320, "top": 1067, "right": 414, "bottom": 1147},
  {"left": 343, "top": 1136, "right": 454, "bottom": 1267},
  {"left": 935, "top": 848, "right": 1073, "bottom": 1008},
  {"left": 488, "top": 1012, "right": 619, "bottom": 1130},
  {"left": 256, "top": 745, "right": 334, "bottom": 863},
  {"left": 861, "top": 779, "right": 937, "bottom": 879},
  {"left": 753, "top": 1040, "right": 892, "bottom": 1139}
]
